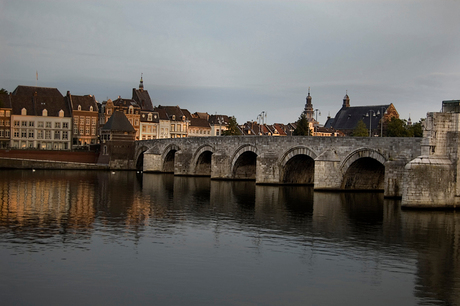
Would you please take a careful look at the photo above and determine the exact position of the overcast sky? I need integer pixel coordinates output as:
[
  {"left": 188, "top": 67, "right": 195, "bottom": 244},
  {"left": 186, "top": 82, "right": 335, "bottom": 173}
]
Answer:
[{"left": 1, "top": 0, "right": 459, "bottom": 125}]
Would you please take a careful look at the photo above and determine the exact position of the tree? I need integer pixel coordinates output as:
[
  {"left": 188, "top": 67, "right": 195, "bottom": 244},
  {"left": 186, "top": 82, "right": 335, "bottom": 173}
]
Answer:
[
  {"left": 293, "top": 113, "right": 311, "bottom": 136},
  {"left": 386, "top": 118, "right": 410, "bottom": 137},
  {"left": 408, "top": 120, "right": 423, "bottom": 137},
  {"left": 222, "top": 116, "right": 242, "bottom": 136},
  {"left": 352, "top": 120, "right": 369, "bottom": 137},
  {"left": 0, "top": 88, "right": 8, "bottom": 95}
]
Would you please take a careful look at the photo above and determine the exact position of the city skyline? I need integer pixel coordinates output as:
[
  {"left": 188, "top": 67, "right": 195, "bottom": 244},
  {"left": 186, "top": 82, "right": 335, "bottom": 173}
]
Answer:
[{"left": 1, "top": 0, "right": 459, "bottom": 125}]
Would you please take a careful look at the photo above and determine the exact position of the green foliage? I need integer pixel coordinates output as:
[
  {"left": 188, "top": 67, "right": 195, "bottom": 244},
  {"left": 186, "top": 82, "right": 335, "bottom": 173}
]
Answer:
[
  {"left": 0, "top": 88, "right": 8, "bottom": 95},
  {"left": 352, "top": 120, "right": 369, "bottom": 137},
  {"left": 293, "top": 113, "right": 310, "bottom": 136},
  {"left": 386, "top": 118, "right": 423, "bottom": 137},
  {"left": 222, "top": 116, "right": 242, "bottom": 136}
]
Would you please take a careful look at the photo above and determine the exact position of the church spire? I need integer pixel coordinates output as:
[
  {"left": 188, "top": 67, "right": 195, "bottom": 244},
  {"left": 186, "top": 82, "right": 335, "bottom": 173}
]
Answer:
[
  {"left": 342, "top": 90, "right": 350, "bottom": 108},
  {"left": 139, "top": 73, "right": 144, "bottom": 91},
  {"left": 304, "top": 87, "right": 314, "bottom": 120}
]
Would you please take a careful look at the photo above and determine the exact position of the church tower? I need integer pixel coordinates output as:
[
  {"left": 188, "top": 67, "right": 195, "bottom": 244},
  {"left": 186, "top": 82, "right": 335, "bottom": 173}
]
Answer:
[
  {"left": 303, "top": 87, "right": 314, "bottom": 120},
  {"left": 342, "top": 91, "right": 350, "bottom": 108},
  {"left": 139, "top": 73, "right": 144, "bottom": 91}
]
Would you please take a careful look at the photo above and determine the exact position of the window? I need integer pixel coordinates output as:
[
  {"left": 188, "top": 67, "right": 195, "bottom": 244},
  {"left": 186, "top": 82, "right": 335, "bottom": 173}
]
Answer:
[
  {"left": 46, "top": 122, "right": 51, "bottom": 128},
  {"left": 5, "top": 120, "right": 9, "bottom": 127},
  {"left": 79, "top": 127, "right": 84, "bottom": 135},
  {"left": 0, "top": 110, "right": 4, "bottom": 116},
  {"left": 171, "top": 124, "right": 175, "bottom": 132},
  {"left": 21, "top": 121, "right": 27, "bottom": 127},
  {"left": 28, "top": 131, "right": 34, "bottom": 138},
  {"left": 29, "top": 121, "right": 34, "bottom": 127},
  {"left": 21, "top": 108, "right": 27, "bottom": 115},
  {"left": 92, "top": 118, "right": 96, "bottom": 125},
  {"left": 13, "top": 129, "right": 19, "bottom": 138},
  {"left": 37, "top": 130, "right": 43, "bottom": 139},
  {"left": 59, "top": 110, "right": 64, "bottom": 117},
  {"left": 0, "top": 120, "right": 3, "bottom": 126},
  {"left": 55, "top": 122, "right": 61, "bottom": 129},
  {"left": 142, "top": 126, "right": 146, "bottom": 132},
  {"left": 38, "top": 121, "right": 44, "bottom": 128},
  {"left": 86, "top": 117, "right": 90, "bottom": 125},
  {"left": 42, "top": 109, "right": 48, "bottom": 116},
  {"left": 45, "top": 130, "right": 51, "bottom": 139},
  {"left": 74, "top": 117, "right": 78, "bottom": 124},
  {"left": 135, "top": 119, "right": 139, "bottom": 126},
  {"left": 178, "top": 125, "right": 181, "bottom": 132},
  {"left": 90, "top": 106, "right": 93, "bottom": 112},
  {"left": 78, "top": 105, "right": 82, "bottom": 111},
  {"left": 148, "top": 113, "right": 152, "bottom": 121},
  {"left": 54, "top": 131, "right": 60, "bottom": 139},
  {"left": 21, "top": 130, "right": 27, "bottom": 138},
  {"left": 0, "top": 130, "right": 3, "bottom": 137},
  {"left": 91, "top": 127, "right": 96, "bottom": 135},
  {"left": 85, "top": 127, "right": 90, "bottom": 135},
  {"left": 5, "top": 111, "right": 10, "bottom": 117},
  {"left": 74, "top": 126, "right": 78, "bottom": 134},
  {"left": 62, "top": 131, "right": 68, "bottom": 140},
  {"left": 80, "top": 117, "right": 85, "bottom": 125},
  {"left": 5, "top": 130, "right": 9, "bottom": 137},
  {"left": 63, "top": 122, "right": 68, "bottom": 129}
]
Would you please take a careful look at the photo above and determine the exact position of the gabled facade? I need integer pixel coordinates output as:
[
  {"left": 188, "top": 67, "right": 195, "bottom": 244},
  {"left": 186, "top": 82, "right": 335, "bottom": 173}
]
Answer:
[
  {"left": 100, "top": 97, "right": 141, "bottom": 140},
  {"left": 209, "top": 114, "right": 229, "bottom": 136},
  {"left": 66, "top": 91, "right": 99, "bottom": 147},
  {"left": 156, "top": 105, "right": 189, "bottom": 138},
  {"left": 10, "top": 86, "right": 72, "bottom": 150},
  {"left": 139, "top": 111, "right": 160, "bottom": 140},
  {"left": 132, "top": 75, "right": 154, "bottom": 111}
]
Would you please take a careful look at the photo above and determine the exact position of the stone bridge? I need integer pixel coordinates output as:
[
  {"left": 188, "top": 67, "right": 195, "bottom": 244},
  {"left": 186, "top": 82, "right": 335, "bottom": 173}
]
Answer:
[{"left": 135, "top": 136, "right": 422, "bottom": 199}]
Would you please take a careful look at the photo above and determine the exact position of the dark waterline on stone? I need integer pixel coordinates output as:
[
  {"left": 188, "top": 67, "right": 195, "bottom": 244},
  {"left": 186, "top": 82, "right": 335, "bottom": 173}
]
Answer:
[{"left": 0, "top": 170, "right": 458, "bottom": 305}]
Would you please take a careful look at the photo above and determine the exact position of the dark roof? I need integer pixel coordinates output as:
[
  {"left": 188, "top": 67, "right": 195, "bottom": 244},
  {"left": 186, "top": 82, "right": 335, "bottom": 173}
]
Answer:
[
  {"left": 112, "top": 97, "right": 140, "bottom": 108},
  {"left": 209, "top": 114, "right": 230, "bottom": 125},
  {"left": 102, "top": 111, "right": 136, "bottom": 132},
  {"left": 327, "top": 104, "right": 391, "bottom": 130},
  {"left": 12, "top": 85, "right": 63, "bottom": 97},
  {"left": 190, "top": 117, "right": 210, "bottom": 128},
  {"left": 153, "top": 107, "right": 169, "bottom": 120},
  {"left": 157, "top": 105, "right": 186, "bottom": 121},
  {"left": 140, "top": 111, "right": 160, "bottom": 123},
  {"left": 132, "top": 88, "right": 154, "bottom": 111},
  {"left": 67, "top": 93, "right": 98, "bottom": 112},
  {"left": 11, "top": 95, "right": 72, "bottom": 117},
  {"left": 0, "top": 94, "right": 12, "bottom": 108}
]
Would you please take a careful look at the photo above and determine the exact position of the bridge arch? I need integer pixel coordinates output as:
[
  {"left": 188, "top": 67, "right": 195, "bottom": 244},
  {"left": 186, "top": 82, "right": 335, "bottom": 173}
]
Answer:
[
  {"left": 279, "top": 146, "right": 317, "bottom": 185},
  {"left": 340, "top": 148, "right": 387, "bottom": 190},
  {"left": 134, "top": 145, "right": 149, "bottom": 171},
  {"left": 231, "top": 144, "right": 258, "bottom": 180},
  {"left": 162, "top": 144, "right": 181, "bottom": 173},
  {"left": 191, "top": 144, "right": 215, "bottom": 176}
]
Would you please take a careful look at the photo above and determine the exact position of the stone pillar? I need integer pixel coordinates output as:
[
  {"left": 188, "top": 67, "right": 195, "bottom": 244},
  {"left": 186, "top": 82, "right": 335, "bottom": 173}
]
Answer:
[
  {"left": 174, "top": 150, "right": 193, "bottom": 176},
  {"left": 211, "top": 151, "right": 232, "bottom": 179},
  {"left": 256, "top": 152, "right": 280, "bottom": 184},
  {"left": 313, "top": 149, "right": 342, "bottom": 190},
  {"left": 383, "top": 160, "right": 406, "bottom": 198},
  {"left": 143, "top": 153, "right": 163, "bottom": 172}
]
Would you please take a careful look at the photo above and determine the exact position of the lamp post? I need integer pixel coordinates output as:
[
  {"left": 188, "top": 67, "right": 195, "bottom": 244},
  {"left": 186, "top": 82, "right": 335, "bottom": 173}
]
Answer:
[
  {"left": 366, "top": 110, "right": 377, "bottom": 137},
  {"left": 217, "top": 116, "right": 223, "bottom": 136},
  {"left": 314, "top": 109, "right": 321, "bottom": 135},
  {"left": 379, "top": 107, "right": 387, "bottom": 137}
]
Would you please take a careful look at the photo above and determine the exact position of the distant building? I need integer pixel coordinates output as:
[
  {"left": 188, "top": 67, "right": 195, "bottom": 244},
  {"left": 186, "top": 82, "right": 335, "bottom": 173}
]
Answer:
[
  {"left": 100, "top": 97, "right": 141, "bottom": 140},
  {"left": 132, "top": 75, "right": 154, "bottom": 111},
  {"left": 156, "top": 105, "right": 190, "bottom": 138},
  {"left": 66, "top": 91, "right": 99, "bottom": 147},
  {"left": 189, "top": 113, "right": 211, "bottom": 137},
  {"left": 209, "top": 114, "right": 229, "bottom": 136},
  {"left": 0, "top": 94, "right": 12, "bottom": 149},
  {"left": 324, "top": 93, "right": 399, "bottom": 136},
  {"left": 10, "top": 86, "right": 72, "bottom": 150},
  {"left": 98, "top": 110, "right": 136, "bottom": 167}
]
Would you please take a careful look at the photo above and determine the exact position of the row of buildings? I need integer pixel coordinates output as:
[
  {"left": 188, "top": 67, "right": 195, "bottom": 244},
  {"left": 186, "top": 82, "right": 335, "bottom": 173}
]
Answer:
[{"left": 0, "top": 78, "right": 401, "bottom": 151}]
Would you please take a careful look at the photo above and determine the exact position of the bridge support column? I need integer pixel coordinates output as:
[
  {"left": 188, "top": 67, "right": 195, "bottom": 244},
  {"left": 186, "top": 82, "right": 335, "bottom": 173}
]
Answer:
[
  {"left": 256, "top": 153, "right": 280, "bottom": 184},
  {"left": 174, "top": 151, "right": 193, "bottom": 176},
  {"left": 402, "top": 156, "right": 456, "bottom": 208},
  {"left": 313, "top": 160, "right": 342, "bottom": 190},
  {"left": 143, "top": 153, "right": 163, "bottom": 172},
  {"left": 383, "top": 160, "right": 406, "bottom": 198},
  {"left": 211, "top": 152, "right": 232, "bottom": 179}
]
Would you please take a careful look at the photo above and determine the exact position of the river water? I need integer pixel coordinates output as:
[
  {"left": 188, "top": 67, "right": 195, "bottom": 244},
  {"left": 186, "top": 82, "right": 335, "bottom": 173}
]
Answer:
[{"left": 0, "top": 170, "right": 459, "bottom": 306}]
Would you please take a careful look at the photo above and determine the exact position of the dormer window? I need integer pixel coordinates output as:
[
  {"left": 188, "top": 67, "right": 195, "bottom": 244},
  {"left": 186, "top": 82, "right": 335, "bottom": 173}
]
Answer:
[
  {"left": 59, "top": 110, "right": 64, "bottom": 117},
  {"left": 21, "top": 108, "right": 27, "bottom": 116},
  {"left": 90, "top": 106, "right": 93, "bottom": 112},
  {"left": 78, "top": 105, "right": 81, "bottom": 111},
  {"left": 42, "top": 109, "right": 48, "bottom": 117},
  {"left": 129, "top": 106, "right": 134, "bottom": 114},
  {"left": 148, "top": 113, "right": 152, "bottom": 121}
]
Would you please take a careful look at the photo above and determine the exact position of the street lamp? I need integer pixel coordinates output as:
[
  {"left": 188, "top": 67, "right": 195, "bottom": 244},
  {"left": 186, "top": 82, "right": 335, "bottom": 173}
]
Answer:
[
  {"left": 379, "top": 107, "right": 387, "bottom": 137},
  {"left": 366, "top": 110, "right": 377, "bottom": 137},
  {"left": 217, "top": 116, "right": 223, "bottom": 136},
  {"left": 314, "top": 109, "right": 321, "bottom": 135}
]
